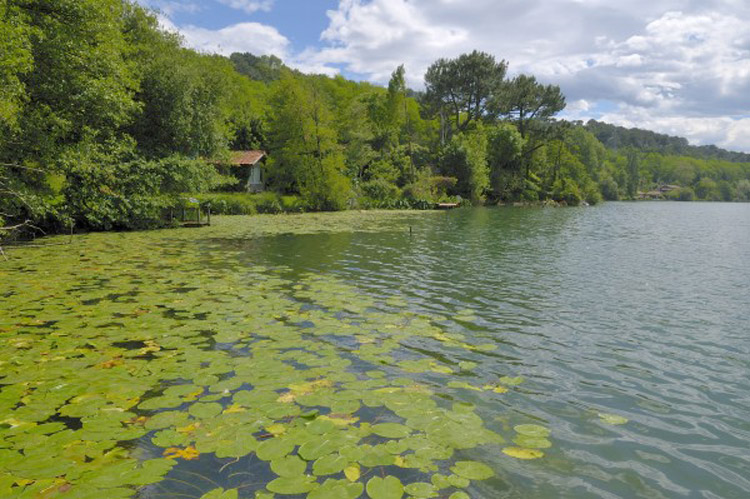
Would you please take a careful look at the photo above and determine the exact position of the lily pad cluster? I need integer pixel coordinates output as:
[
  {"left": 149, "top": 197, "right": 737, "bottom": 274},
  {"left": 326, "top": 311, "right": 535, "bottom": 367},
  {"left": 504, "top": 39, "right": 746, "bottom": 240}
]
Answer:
[{"left": 0, "top": 214, "right": 545, "bottom": 497}]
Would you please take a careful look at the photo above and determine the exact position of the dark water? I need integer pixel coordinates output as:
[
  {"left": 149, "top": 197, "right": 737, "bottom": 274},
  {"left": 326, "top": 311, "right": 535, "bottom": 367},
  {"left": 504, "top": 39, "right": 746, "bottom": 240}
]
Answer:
[
  {"left": 246, "top": 203, "right": 750, "bottom": 498},
  {"left": 2, "top": 203, "right": 749, "bottom": 498}
]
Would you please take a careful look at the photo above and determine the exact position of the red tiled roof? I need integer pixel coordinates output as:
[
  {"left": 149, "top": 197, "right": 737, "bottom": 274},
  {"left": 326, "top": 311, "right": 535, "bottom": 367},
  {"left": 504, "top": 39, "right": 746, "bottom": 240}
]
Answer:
[{"left": 228, "top": 150, "right": 266, "bottom": 166}]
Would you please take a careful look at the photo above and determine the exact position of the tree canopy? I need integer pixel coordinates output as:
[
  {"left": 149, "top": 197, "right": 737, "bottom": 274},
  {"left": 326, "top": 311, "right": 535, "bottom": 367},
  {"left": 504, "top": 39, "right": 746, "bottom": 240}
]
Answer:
[{"left": 2, "top": 0, "right": 749, "bottom": 240}]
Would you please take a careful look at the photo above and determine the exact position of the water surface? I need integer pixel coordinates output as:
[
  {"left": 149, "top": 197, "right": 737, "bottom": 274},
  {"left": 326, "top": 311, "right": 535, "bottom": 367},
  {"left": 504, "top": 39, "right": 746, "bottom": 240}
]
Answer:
[{"left": 1, "top": 203, "right": 749, "bottom": 498}]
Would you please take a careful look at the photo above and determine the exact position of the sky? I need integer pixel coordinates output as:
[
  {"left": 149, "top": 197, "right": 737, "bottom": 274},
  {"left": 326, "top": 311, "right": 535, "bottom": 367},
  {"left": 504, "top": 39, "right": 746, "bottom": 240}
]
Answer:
[{"left": 136, "top": 0, "right": 750, "bottom": 152}]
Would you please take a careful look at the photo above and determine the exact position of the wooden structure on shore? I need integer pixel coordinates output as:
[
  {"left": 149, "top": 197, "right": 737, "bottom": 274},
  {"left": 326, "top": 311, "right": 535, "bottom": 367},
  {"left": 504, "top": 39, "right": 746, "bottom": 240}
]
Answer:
[
  {"left": 436, "top": 202, "right": 460, "bottom": 210},
  {"left": 170, "top": 199, "right": 211, "bottom": 227}
]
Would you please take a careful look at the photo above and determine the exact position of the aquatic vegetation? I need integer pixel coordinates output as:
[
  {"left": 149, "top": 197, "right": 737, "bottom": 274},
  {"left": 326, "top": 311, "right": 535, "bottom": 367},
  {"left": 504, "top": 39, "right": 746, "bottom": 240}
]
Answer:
[
  {"left": 0, "top": 214, "right": 547, "bottom": 497},
  {"left": 598, "top": 413, "right": 629, "bottom": 426}
]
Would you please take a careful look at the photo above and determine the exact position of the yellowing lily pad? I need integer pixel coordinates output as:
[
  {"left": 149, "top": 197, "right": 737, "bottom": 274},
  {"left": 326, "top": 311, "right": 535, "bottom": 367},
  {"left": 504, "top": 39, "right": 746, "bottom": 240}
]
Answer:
[
  {"left": 502, "top": 447, "right": 545, "bottom": 460},
  {"left": 598, "top": 413, "right": 629, "bottom": 425}
]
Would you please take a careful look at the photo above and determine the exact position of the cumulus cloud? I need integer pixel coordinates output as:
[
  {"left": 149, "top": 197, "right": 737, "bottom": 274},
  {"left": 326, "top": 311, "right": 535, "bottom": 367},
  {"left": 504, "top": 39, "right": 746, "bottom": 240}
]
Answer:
[
  {"left": 179, "top": 22, "right": 290, "bottom": 58},
  {"left": 309, "top": 0, "right": 750, "bottom": 150},
  {"left": 137, "top": 0, "right": 750, "bottom": 150}
]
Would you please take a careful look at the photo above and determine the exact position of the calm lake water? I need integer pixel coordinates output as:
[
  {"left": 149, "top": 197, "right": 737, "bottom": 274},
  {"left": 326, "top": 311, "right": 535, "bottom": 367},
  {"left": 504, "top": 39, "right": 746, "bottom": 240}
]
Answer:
[{"left": 1, "top": 203, "right": 749, "bottom": 498}]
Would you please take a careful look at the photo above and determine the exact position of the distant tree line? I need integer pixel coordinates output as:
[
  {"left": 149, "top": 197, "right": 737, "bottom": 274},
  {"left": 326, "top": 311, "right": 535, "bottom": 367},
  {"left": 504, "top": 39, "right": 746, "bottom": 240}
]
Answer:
[{"left": 2, "top": 0, "right": 750, "bottom": 240}]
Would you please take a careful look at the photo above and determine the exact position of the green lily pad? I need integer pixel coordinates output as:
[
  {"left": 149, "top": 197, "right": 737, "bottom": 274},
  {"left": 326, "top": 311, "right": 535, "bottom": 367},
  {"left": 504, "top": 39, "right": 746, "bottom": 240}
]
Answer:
[
  {"left": 271, "top": 455, "right": 307, "bottom": 477},
  {"left": 371, "top": 423, "right": 411, "bottom": 439},
  {"left": 513, "top": 435, "right": 552, "bottom": 449},
  {"left": 200, "top": 489, "right": 239, "bottom": 499},
  {"left": 299, "top": 436, "right": 340, "bottom": 461},
  {"left": 308, "top": 479, "right": 364, "bottom": 499},
  {"left": 404, "top": 482, "right": 437, "bottom": 498},
  {"left": 189, "top": 402, "right": 223, "bottom": 419},
  {"left": 598, "top": 413, "right": 628, "bottom": 425},
  {"left": 313, "top": 453, "right": 348, "bottom": 476},
  {"left": 257, "top": 438, "right": 296, "bottom": 461},
  {"left": 267, "top": 475, "right": 318, "bottom": 495},
  {"left": 366, "top": 476, "right": 404, "bottom": 499},
  {"left": 450, "top": 460, "right": 495, "bottom": 480}
]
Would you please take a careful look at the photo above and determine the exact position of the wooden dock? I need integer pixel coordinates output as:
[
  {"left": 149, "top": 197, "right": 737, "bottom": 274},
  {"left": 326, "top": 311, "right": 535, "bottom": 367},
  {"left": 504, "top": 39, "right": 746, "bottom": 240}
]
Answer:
[
  {"left": 436, "top": 203, "right": 460, "bottom": 210},
  {"left": 171, "top": 201, "right": 211, "bottom": 228}
]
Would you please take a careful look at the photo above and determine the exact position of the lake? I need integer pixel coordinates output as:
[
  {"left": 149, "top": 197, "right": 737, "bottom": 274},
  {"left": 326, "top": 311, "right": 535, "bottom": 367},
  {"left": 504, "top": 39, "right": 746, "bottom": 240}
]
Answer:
[{"left": 1, "top": 203, "right": 749, "bottom": 498}]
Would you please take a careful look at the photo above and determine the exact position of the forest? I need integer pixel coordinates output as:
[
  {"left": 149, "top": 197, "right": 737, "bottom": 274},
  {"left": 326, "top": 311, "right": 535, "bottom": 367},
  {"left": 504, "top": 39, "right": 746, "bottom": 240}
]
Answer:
[{"left": 2, "top": 0, "right": 750, "bottom": 239}]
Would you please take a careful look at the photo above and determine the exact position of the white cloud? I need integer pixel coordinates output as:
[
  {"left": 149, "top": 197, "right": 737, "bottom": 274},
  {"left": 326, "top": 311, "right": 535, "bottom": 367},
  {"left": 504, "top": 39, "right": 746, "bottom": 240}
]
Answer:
[
  {"left": 216, "top": 0, "right": 274, "bottom": 14},
  {"left": 179, "top": 22, "right": 290, "bottom": 58},
  {"left": 303, "top": 0, "right": 750, "bottom": 151}
]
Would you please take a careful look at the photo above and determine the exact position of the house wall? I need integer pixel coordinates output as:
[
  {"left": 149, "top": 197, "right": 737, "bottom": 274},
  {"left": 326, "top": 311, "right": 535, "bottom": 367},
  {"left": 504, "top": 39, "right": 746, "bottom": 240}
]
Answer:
[{"left": 246, "top": 165, "right": 265, "bottom": 192}]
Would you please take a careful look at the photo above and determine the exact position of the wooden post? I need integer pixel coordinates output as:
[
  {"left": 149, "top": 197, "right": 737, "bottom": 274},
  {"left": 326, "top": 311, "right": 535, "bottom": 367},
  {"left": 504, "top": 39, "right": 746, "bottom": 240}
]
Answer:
[{"left": 207, "top": 205, "right": 211, "bottom": 226}]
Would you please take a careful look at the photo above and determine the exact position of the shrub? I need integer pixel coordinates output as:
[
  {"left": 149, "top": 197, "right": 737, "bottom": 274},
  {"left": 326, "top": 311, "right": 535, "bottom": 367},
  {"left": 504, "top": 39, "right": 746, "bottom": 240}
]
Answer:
[
  {"left": 666, "top": 186, "right": 695, "bottom": 201},
  {"left": 551, "top": 179, "right": 583, "bottom": 206},
  {"left": 360, "top": 179, "right": 401, "bottom": 203},
  {"left": 599, "top": 176, "right": 620, "bottom": 201},
  {"left": 254, "top": 192, "right": 283, "bottom": 214}
]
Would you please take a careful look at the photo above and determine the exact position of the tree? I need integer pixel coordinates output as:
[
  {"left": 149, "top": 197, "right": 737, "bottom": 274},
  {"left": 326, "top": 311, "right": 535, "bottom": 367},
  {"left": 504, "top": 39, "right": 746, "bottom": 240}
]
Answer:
[
  {"left": 439, "top": 127, "right": 489, "bottom": 203},
  {"left": 425, "top": 51, "right": 507, "bottom": 138},
  {"left": 267, "top": 73, "right": 350, "bottom": 210},
  {"left": 499, "top": 75, "right": 565, "bottom": 179},
  {"left": 487, "top": 123, "right": 524, "bottom": 199}
]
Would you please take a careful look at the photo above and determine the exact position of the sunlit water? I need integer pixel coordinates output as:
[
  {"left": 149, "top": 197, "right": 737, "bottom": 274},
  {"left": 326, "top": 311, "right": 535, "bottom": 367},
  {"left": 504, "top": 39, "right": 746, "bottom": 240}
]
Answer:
[{"left": 1, "top": 203, "right": 749, "bottom": 498}]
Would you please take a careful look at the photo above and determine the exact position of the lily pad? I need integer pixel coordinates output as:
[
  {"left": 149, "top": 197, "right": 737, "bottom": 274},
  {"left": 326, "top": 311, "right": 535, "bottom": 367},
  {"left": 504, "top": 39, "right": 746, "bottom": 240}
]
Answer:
[
  {"left": 404, "top": 482, "right": 437, "bottom": 498},
  {"left": 313, "top": 453, "right": 348, "bottom": 476},
  {"left": 371, "top": 423, "right": 411, "bottom": 439},
  {"left": 598, "top": 413, "right": 629, "bottom": 425},
  {"left": 514, "top": 424, "right": 550, "bottom": 437},
  {"left": 271, "top": 455, "right": 307, "bottom": 477},
  {"left": 450, "top": 460, "right": 494, "bottom": 480},
  {"left": 267, "top": 475, "right": 318, "bottom": 495},
  {"left": 502, "top": 447, "right": 545, "bottom": 460},
  {"left": 366, "top": 476, "right": 404, "bottom": 499}
]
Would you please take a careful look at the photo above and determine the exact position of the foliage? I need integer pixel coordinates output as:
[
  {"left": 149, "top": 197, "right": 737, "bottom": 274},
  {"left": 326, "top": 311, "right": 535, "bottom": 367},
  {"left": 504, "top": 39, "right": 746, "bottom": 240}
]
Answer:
[
  {"left": 2, "top": 223, "right": 542, "bottom": 496},
  {"left": 425, "top": 50, "right": 507, "bottom": 137},
  {"left": 2, "top": 0, "right": 749, "bottom": 236}
]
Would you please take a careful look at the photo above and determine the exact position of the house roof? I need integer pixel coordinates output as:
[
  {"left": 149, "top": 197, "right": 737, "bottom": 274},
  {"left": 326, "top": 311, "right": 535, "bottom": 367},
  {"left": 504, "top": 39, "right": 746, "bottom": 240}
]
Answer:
[{"left": 228, "top": 150, "right": 266, "bottom": 166}]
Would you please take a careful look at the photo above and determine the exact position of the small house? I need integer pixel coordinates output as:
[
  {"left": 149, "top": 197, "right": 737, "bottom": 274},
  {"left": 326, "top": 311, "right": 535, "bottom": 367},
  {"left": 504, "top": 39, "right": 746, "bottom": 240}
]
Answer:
[{"left": 228, "top": 150, "right": 267, "bottom": 192}]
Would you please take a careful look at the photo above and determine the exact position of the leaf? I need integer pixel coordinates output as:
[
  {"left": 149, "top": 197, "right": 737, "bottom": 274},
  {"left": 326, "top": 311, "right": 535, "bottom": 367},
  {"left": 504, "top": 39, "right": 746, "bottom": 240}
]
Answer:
[
  {"left": 313, "top": 453, "right": 348, "bottom": 476},
  {"left": 344, "top": 464, "right": 360, "bottom": 482},
  {"left": 366, "top": 476, "right": 404, "bottom": 499},
  {"left": 257, "top": 438, "right": 295, "bottom": 461},
  {"left": 513, "top": 435, "right": 552, "bottom": 449},
  {"left": 267, "top": 475, "right": 317, "bottom": 495},
  {"left": 371, "top": 423, "right": 411, "bottom": 439},
  {"left": 450, "top": 461, "right": 494, "bottom": 480},
  {"left": 271, "top": 455, "right": 307, "bottom": 478},
  {"left": 449, "top": 492, "right": 470, "bottom": 499},
  {"left": 308, "top": 479, "right": 364, "bottom": 499},
  {"left": 404, "top": 482, "right": 437, "bottom": 497},
  {"left": 163, "top": 446, "right": 200, "bottom": 461},
  {"left": 598, "top": 412, "right": 628, "bottom": 425},
  {"left": 200, "top": 488, "right": 239, "bottom": 499},
  {"left": 299, "top": 436, "right": 339, "bottom": 461},
  {"left": 502, "top": 447, "right": 545, "bottom": 460},
  {"left": 189, "top": 402, "right": 223, "bottom": 419}
]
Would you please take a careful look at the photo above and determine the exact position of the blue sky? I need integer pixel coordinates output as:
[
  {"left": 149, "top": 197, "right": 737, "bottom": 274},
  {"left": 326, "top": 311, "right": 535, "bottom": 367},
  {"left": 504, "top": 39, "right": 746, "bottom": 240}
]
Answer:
[{"left": 137, "top": 0, "right": 750, "bottom": 152}]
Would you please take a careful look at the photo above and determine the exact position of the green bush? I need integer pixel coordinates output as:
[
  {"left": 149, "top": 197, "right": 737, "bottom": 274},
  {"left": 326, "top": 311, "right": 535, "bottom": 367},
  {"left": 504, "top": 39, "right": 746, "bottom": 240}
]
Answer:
[
  {"left": 193, "top": 192, "right": 307, "bottom": 215},
  {"left": 599, "top": 176, "right": 620, "bottom": 201},
  {"left": 254, "top": 192, "right": 283, "bottom": 214},
  {"left": 666, "top": 186, "right": 695, "bottom": 201},
  {"left": 551, "top": 179, "right": 583, "bottom": 206},
  {"left": 281, "top": 195, "right": 306, "bottom": 213},
  {"left": 360, "top": 179, "right": 401, "bottom": 203}
]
